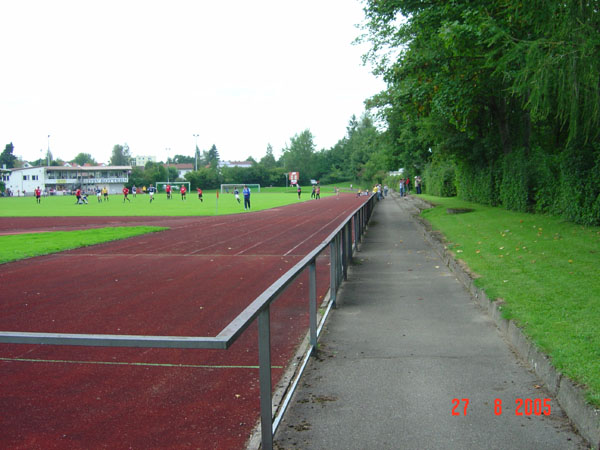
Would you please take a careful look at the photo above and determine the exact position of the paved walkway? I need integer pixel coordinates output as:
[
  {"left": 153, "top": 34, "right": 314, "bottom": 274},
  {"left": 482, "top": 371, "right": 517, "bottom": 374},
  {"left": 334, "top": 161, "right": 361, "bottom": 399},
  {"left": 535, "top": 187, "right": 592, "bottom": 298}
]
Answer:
[{"left": 273, "top": 194, "right": 588, "bottom": 449}]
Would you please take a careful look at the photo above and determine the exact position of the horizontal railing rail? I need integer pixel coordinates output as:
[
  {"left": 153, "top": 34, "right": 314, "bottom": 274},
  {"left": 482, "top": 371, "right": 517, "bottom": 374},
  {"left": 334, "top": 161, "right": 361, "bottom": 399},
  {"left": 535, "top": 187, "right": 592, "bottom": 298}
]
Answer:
[{"left": 0, "top": 194, "right": 376, "bottom": 450}]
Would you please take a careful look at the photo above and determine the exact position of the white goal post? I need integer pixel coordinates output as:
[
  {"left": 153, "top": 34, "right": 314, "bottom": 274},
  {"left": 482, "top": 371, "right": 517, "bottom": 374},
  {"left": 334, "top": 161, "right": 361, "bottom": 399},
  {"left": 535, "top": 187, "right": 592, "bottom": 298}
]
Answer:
[
  {"left": 156, "top": 181, "right": 191, "bottom": 195},
  {"left": 220, "top": 183, "right": 260, "bottom": 193}
]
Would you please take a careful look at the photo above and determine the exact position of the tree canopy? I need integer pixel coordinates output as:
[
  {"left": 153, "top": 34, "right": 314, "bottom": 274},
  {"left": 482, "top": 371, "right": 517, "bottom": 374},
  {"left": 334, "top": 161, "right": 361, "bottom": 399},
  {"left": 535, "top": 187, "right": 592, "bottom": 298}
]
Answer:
[
  {"left": 110, "top": 144, "right": 132, "bottom": 166},
  {"left": 0, "top": 143, "right": 17, "bottom": 169},
  {"left": 359, "top": 0, "right": 600, "bottom": 224}
]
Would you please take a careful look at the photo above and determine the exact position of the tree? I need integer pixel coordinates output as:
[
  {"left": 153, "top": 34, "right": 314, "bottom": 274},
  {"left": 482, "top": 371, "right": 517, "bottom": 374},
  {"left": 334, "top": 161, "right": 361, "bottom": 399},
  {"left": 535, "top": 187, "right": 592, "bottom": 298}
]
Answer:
[
  {"left": 170, "top": 154, "right": 194, "bottom": 164},
  {"left": 359, "top": 0, "right": 600, "bottom": 224},
  {"left": 73, "top": 152, "right": 97, "bottom": 166},
  {"left": 206, "top": 144, "right": 220, "bottom": 168},
  {"left": 0, "top": 143, "right": 17, "bottom": 168},
  {"left": 279, "top": 130, "right": 318, "bottom": 184},
  {"left": 110, "top": 143, "right": 131, "bottom": 166},
  {"left": 260, "top": 144, "right": 277, "bottom": 169}
]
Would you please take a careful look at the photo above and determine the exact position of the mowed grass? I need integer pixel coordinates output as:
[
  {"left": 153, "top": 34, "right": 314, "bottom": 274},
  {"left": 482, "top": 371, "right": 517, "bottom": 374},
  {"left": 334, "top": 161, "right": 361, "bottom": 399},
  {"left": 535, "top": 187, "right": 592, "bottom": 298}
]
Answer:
[
  {"left": 0, "top": 187, "right": 335, "bottom": 217},
  {"left": 418, "top": 195, "right": 600, "bottom": 406},
  {"left": 0, "top": 226, "right": 168, "bottom": 264}
]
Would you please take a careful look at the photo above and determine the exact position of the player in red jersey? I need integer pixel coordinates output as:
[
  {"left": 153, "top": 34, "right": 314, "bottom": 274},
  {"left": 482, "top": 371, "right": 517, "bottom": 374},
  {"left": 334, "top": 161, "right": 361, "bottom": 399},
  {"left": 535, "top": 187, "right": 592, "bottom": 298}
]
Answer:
[{"left": 122, "top": 186, "right": 130, "bottom": 202}]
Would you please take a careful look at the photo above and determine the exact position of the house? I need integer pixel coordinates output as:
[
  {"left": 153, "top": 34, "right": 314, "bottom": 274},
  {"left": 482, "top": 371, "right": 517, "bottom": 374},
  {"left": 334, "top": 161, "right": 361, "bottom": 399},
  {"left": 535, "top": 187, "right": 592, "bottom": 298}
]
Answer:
[{"left": 4, "top": 165, "right": 132, "bottom": 196}]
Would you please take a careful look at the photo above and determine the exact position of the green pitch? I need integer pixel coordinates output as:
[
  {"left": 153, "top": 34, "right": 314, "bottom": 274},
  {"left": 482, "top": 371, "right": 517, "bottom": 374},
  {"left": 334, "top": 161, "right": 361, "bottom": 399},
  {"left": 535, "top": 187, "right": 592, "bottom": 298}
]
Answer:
[
  {"left": 0, "top": 227, "right": 167, "bottom": 264},
  {"left": 0, "top": 188, "right": 333, "bottom": 217}
]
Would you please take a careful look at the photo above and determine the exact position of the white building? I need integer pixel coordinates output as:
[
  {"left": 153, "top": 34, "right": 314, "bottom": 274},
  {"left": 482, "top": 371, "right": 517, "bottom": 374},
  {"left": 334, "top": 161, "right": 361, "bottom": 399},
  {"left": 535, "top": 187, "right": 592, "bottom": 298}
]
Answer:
[
  {"left": 218, "top": 160, "right": 253, "bottom": 169},
  {"left": 164, "top": 163, "right": 194, "bottom": 179},
  {"left": 132, "top": 155, "right": 156, "bottom": 167},
  {"left": 4, "top": 165, "right": 132, "bottom": 196}
]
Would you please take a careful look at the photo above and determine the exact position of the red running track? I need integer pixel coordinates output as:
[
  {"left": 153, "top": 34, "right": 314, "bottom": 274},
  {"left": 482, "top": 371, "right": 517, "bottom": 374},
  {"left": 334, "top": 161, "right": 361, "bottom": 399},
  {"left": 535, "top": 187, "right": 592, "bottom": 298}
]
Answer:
[{"left": 0, "top": 194, "right": 367, "bottom": 449}]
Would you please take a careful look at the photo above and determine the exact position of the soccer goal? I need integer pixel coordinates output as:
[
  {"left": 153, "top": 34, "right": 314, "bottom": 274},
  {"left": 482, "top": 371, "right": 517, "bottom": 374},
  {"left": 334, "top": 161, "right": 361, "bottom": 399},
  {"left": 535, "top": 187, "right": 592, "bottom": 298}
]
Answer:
[
  {"left": 220, "top": 183, "right": 260, "bottom": 193},
  {"left": 156, "top": 181, "right": 191, "bottom": 195}
]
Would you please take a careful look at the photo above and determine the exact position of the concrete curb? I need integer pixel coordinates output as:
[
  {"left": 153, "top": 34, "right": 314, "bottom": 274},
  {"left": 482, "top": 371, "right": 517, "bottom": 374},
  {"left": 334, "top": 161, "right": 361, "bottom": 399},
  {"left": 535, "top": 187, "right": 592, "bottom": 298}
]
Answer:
[{"left": 403, "top": 194, "right": 600, "bottom": 449}]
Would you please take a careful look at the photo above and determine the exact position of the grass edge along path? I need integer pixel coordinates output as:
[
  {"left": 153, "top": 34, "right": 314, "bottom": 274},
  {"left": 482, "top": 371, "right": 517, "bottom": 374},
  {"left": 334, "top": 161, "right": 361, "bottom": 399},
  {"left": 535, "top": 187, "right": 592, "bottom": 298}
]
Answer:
[
  {"left": 418, "top": 195, "right": 600, "bottom": 407},
  {"left": 0, "top": 226, "right": 168, "bottom": 264}
]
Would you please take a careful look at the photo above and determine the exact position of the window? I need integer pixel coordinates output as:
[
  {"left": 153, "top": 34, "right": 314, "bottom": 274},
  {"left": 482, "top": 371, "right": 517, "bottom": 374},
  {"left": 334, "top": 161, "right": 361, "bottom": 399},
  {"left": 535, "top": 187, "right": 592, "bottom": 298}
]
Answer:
[
  {"left": 23, "top": 175, "right": 30, "bottom": 181},
  {"left": 32, "top": 175, "right": 39, "bottom": 180}
]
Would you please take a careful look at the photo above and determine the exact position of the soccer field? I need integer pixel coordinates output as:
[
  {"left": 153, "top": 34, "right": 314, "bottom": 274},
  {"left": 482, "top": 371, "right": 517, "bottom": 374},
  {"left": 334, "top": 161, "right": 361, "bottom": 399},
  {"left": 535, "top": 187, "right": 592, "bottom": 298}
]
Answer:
[{"left": 0, "top": 189, "right": 330, "bottom": 217}]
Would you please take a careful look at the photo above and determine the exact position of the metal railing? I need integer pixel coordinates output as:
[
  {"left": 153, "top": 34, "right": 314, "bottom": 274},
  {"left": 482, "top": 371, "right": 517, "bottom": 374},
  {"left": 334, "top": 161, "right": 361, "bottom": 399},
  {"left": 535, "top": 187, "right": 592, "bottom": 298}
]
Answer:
[{"left": 0, "top": 195, "right": 376, "bottom": 450}]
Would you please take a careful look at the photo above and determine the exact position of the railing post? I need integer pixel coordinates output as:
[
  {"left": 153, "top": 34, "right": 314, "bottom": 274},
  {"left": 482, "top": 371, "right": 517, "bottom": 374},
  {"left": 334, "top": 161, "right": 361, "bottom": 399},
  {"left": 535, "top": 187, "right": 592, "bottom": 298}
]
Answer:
[
  {"left": 353, "top": 213, "right": 359, "bottom": 252},
  {"left": 309, "top": 259, "right": 317, "bottom": 349},
  {"left": 341, "top": 224, "right": 348, "bottom": 281},
  {"left": 346, "top": 222, "right": 352, "bottom": 266},
  {"left": 258, "top": 307, "right": 273, "bottom": 450},
  {"left": 329, "top": 240, "right": 337, "bottom": 307}
]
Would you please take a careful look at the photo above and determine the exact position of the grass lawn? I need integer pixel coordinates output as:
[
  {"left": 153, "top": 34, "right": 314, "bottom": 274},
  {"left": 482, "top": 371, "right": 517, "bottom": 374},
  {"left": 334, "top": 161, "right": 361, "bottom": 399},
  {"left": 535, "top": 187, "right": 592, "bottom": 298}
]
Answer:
[
  {"left": 0, "top": 226, "right": 168, "bottom": 264},
  {"left": 418, "top": 195, "right": 600, "bottom": 406},
  {"left": 0, "top": 187, "right": 338, "bottom": 217}
]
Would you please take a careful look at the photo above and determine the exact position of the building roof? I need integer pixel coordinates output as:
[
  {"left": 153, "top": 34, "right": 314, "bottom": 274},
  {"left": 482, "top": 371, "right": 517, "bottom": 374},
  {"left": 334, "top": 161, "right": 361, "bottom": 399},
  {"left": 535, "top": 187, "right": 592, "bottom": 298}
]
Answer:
[{"left": 8, "top": 165, "right": 132, "bottom": 172}]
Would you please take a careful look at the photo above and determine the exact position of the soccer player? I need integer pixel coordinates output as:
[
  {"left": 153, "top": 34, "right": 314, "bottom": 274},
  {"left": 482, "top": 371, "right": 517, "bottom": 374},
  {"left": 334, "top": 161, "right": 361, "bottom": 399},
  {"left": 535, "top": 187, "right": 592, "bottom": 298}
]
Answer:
[
  {"left": 122, "top": 186, "right": 131, "bottom": 202},
  {"left": 34, "top": 186, "right": 41, "bottom": 204},
  {"left": 197, "top": 187, "right": 203, "bottom": 202},
  {"left": 75, "top": 187, "right": 82, "bottom": 204},
  {"left": 234, "top": 187, "right": 240, "bottom": 203},
  {"left": 166, "top": 184, "right": 171, "bottom": 199},
  {"left": 148, "top": 184, "right": 156, "bottom": 203},
  {"left": 180, "top": 184, "right": 187, "bottom": 200}
]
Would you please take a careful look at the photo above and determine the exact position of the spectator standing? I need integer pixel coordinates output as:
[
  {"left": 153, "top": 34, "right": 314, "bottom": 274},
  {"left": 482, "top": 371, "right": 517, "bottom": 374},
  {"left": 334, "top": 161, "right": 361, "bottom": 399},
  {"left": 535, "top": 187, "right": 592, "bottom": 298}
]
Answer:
[
  {"left": 311, "top": 185, "right": 316, "bottom": 199},
  {"left": 242, "top": 185, "right": 251, "bottom": 210},
  {"left": 315, "top": 185, "right": 320, "bottom": 200},
  {"left": 399, "top": 179, "right": 405, "bottom": 197},
  {"left": 297, "top": 185, "right": 302, "bottom": 199}
]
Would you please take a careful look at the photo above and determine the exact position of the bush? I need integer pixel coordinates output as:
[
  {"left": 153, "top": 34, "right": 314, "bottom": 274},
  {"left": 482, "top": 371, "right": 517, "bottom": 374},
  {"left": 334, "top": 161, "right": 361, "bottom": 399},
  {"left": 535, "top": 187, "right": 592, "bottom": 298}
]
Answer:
[{"left": 424, "top": 159, "right": 456, "bottom": 197}]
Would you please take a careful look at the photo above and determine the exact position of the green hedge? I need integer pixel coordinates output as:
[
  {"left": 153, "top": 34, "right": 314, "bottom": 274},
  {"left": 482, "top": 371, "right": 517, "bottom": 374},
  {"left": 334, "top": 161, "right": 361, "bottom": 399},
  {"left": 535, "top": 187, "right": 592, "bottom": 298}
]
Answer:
[
  {"left": 424, "top": 144, "right": 600, "bottom": 225},
  {"left": 423, "top": 159, "right": 456, "bottom": 197}
]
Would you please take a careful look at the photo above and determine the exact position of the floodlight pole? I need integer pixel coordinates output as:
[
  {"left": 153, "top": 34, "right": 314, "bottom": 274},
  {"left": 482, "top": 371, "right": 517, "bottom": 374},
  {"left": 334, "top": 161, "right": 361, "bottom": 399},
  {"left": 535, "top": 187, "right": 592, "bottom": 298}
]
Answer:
[
  {"left": 193, "top": 133, "right": 199, "bottom": 171},
  {"left": 166, "top": 147, "right": 171, "bottom": 183},
  {"left": 47, "top": 135, "right": 51, "bottom": 166}
]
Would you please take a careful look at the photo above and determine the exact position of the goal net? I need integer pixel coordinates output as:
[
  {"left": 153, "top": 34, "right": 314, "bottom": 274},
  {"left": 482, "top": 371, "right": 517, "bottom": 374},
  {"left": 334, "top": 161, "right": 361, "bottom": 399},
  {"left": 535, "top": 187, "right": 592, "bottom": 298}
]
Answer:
[
  {"left": 220, "top": 183, "right": 260, "bottom": 193},
  {"left": 156, "top": 181, "right": 191, "bottom": 195}
]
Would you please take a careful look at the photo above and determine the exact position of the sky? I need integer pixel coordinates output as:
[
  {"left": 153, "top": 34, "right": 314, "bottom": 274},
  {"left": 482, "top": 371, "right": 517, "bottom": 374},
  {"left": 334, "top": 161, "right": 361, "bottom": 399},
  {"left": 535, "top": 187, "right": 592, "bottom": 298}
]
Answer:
[{"left": 0, "top": 0, "right": 385, "bottom": 165}]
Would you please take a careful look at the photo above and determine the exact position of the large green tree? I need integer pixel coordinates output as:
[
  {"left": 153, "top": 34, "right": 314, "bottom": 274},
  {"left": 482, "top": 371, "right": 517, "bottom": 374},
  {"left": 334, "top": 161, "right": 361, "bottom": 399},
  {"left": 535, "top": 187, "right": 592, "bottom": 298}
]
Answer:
[
  {"left": 279, "top": 130, "right": 317, "bottom": 184},
  {"left": 110, "top": 144, "right": 132, "bottom": 166},
  {"left": 73, "top": 152, "right": 97, "bottom": 166},
  {"left": 360, "top": 0, "right": 600, "bottom": 224},
  {"left": 0, "top": 143, "right": 17, "bottom": 168}
]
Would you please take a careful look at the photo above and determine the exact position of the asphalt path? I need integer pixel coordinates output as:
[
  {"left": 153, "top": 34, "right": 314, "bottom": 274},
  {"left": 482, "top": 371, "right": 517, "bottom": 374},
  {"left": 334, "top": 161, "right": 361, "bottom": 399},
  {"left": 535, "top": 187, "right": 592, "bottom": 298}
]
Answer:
[{"left": 274, "top": 194, "right": 588, "bottom": 449}]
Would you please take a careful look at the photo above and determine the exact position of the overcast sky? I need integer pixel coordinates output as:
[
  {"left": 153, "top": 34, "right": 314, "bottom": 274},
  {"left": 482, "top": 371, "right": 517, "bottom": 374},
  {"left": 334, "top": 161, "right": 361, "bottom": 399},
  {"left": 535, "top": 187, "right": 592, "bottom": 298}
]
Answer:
[{"left": 0, "top": 0, "right": 385, "bottom": 165}]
